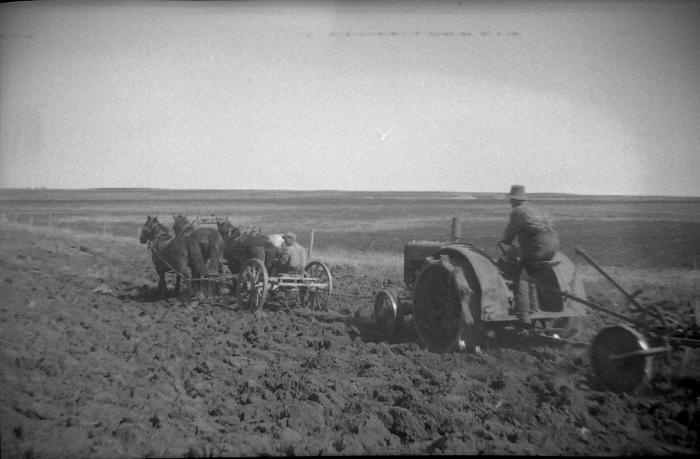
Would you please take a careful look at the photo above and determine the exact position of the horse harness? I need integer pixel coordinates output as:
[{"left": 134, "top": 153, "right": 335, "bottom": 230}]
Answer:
[{"left": 147, "top": 229, "right": 190, "bottom": 279}]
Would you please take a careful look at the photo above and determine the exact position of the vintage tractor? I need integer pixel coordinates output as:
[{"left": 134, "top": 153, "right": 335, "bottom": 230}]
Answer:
[
  {"left": 374, "top": 239, "right": 587, "bottom": 352},
  {"left": 375, "top": 231, "right": 700, "bottom": 393}
]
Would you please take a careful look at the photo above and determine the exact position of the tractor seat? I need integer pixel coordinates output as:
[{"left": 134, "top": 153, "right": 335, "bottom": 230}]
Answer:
[{"left": 533, "top": 260, "right": 561, "bottom": 269}]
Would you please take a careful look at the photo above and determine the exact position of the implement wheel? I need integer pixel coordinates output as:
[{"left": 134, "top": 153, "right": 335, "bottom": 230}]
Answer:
[
  {"left": 590, "top": 325, "right": 653, "bottom": 392},
  {"left": 236, "top": 258, "right": 269, "bottom": 311},
  {"left": 300, "top": 261, "right": 333, "bottom": 311},
  {"left": 374, "top": 289, "right": 403, "bottom": 338}
]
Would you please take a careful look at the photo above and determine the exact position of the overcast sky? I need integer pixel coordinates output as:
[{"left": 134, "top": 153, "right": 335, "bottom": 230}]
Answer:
[{"left": 1, "top": 0, "right": 699, "bottom": 196}]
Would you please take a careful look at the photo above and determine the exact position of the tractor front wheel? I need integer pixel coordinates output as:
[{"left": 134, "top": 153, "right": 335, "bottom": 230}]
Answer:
[{"left": 374, "top": 288, "right": 403, "bottom": 338}]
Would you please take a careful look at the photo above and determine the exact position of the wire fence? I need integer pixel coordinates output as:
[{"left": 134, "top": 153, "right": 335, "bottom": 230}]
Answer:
[{"left": 1, "top": 212, "right": 123, "bottom": 237}]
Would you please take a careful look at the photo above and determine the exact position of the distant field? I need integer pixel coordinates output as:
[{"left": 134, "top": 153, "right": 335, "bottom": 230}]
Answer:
[{"left": 1, "top": 188, "right": 699, "bottom": 270}]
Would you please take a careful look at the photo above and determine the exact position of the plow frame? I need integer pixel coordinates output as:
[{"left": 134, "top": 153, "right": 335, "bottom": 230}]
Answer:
[{"left": 536, "top": 247, "right": 700, "bottom": 392}]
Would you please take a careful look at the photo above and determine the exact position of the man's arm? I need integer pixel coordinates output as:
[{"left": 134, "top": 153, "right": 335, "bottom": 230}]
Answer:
[{"left": 501, "top": 208, "right": 523, "bottom": 245}]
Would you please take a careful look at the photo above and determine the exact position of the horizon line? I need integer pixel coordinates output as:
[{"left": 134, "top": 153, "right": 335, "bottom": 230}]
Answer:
[{"left": 1, "top": 187, "right": 699, "bottom": 199}]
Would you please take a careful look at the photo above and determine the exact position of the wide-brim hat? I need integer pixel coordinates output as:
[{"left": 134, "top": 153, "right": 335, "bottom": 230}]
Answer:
[
  {"left": 507, "top": 185, "right": 527, "bottom": 201},
  {"left": 282, "top": 232, "right": 296, "bottom": 240}
]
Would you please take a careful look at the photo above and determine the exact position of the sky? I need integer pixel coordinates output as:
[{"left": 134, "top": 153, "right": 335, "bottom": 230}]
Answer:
[{"left": 1, "top": 0, "right": 699, "bottom": 196}]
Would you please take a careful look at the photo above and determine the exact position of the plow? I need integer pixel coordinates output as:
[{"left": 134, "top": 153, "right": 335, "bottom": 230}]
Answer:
[
  {"left": 574, "top": 248, "right": 700, "bottom": 392},
  {"left": 374, "top": 235, "right": 699, "bottom": 393}
]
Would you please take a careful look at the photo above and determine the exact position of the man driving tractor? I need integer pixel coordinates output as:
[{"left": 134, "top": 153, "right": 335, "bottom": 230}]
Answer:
[{"left": 500, "top": 185, "right": 560, "bottom": 318}]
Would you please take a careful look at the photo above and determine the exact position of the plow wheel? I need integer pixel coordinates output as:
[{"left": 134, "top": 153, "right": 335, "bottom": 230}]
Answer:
[
  {"left": 236, "top": 258, "right": 269, "bottom": 312},
  {"left": 413, "top": 256, "right": 475, "bottom": 353},
  {"left": 300, "top": 261, "right": 333, "bottom": 311},
  {"left": 374, "top": 288, "right": 403, "bottom": 337},
  {"left": 590, "top": 325, "right": 653, "bottom": 392}
]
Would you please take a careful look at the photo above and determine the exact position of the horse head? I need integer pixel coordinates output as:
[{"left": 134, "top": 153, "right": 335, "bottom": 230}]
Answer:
[
  {"left": 216, "top": 219, "right": 240, "bottom": 241},
  {"left": 172, "top": 214, "right": 194, "bottom": 237},
  {"left": 139, "top": 215, "right": 157, "bottom": 244},
  {"left": 140, "top": 215, "right": 170, "bottom": 244}
]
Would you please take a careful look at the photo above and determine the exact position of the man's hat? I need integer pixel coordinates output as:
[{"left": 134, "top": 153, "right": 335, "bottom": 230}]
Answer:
[
  {"left": 507, "top": 185, "right": 527, "bottom": 201},
  {"left": 282, "top": 232, "right": 296, "bottom": 240}
]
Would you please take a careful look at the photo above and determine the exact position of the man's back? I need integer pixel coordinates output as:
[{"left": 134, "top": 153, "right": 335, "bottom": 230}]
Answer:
[
  {"left": 283, "top": 242, "right": 307, "bottom": 272},
  {"left": 504, "top": 201, "right": 559, "bottom": 260}
]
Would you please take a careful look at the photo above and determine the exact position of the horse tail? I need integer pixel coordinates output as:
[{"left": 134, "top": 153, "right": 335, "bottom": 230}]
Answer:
[
  {"left": 186, "top": 236, "right": 209, "bottom": 294},
  {"left": 206, "top": 231, "right": 224, "bottom": 274},
  {"left": 249, "top": 245, "right": 267, "bottom": 269}
]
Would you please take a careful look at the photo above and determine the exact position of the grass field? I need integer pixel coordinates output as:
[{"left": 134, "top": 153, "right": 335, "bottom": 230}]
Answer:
[
  {"left": 2, "top": 189, "right": 698, "bottom": 269},
  {"left": 2, "top": 188, "right": 698, "bottom": 308}
]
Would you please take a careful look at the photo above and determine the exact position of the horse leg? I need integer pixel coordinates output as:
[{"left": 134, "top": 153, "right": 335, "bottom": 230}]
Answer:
[
  {"left": 206, "top": 247, "right": 220, "bottom": 295},
  {"left": 158, "top": 269, "right": 167, "bottom": 299}
]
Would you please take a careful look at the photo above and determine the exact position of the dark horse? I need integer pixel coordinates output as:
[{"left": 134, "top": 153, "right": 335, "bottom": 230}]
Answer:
[
  {"left": 139, "top": 216, "right": 209, "bottom": 299},
  {"left": 216, "top": 220, "right": 283, "bottom": 275},
  {"left": 172, "top": 215, "right": 225, "bottom": 277}
]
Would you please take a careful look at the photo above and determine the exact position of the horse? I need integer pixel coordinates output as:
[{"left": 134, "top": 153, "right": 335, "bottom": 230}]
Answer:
[
  {"left": 216, "top": 220, "right": 284, "bottom": 275},
  {"left": 172, "top": 215, "right": 225, "bottom": 278},
  {"left": 139, "top": 216, "right": 209, "bottom": 299}
]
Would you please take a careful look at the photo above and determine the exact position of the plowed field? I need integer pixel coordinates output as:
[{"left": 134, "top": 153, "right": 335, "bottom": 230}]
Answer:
[{"left": 1, "top": 223, "right": 698, "bottom": 457}]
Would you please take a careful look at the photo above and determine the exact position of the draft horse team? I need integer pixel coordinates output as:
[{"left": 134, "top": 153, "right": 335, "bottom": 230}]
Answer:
[{"left": 139, "top": 215, "right": 298, "bottom": 300}]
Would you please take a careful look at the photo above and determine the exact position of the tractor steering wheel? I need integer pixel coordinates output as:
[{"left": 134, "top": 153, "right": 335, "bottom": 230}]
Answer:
[{"left": 497, "top": 241, "right": 520, "bottom": 266}]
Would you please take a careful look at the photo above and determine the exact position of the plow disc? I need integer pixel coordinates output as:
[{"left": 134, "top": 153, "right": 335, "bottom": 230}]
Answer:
[{"left": 590, "top": 325, "right": 654, "bottom": 392}]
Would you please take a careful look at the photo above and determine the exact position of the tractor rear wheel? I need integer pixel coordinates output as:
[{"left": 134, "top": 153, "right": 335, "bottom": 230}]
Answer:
[{"left": 413, "top": 256, "right": 476, "bottom": 353}]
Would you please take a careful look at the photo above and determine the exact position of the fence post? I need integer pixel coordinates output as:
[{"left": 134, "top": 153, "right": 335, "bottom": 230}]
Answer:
[
  {"left": 308, "top": 227, "right": 315, "bottom": 260},
  {"left": 451, "top": 216, "right": 461, "bottom": 242}
]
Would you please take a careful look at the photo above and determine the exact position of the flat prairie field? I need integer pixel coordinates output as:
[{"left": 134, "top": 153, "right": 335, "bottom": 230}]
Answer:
[
  {"left": 2, "top": 188, "right": 699, "bottom": 269},
  {"left": 1, "top": 189, "right": 699, "bottom": 457}
]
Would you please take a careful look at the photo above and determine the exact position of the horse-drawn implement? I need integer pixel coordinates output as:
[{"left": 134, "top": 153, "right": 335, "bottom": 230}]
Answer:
[
  {"left": 374, "top": 233, "right": 699, "bottom": 393},
  {"left": 140, "top": 215, "right": 333, "bottom": 312}
]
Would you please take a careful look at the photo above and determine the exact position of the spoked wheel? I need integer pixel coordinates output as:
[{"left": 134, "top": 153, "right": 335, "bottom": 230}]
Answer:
[
  {"left": 300, "top": 261, "right": 333, "bottom": 311},
  {"left": 236, "top": 258, "right": 269, "bottom": 312},
  {"left": 590, "top": 325, "right": 653, "bottom": 392},
  {"left": 374, "top": 289, "right": 403, "bottom": 337},
  {"left": 413, "top": 260, "right": 465, "bottom": 353}
]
